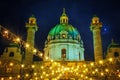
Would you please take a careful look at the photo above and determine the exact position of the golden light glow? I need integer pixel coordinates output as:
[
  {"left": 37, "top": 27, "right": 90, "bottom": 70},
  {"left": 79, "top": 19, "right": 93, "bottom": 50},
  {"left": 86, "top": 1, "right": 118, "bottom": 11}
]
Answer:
[
  {"left": 92, "top": 71, "right": 95, "bottom": 74},
  {"left": 105, "top": 69, "right": 109, "bottom": 72},
  {"left": 43, "top": 71, "right": 46, "bottom": 75},
  {"left": 83, "top": 64, "right": 86, "bottom": 67},
  {"left": 41, "top": 66, "right": 44, "bottom": 69},
  {"left": 99, "top": 60, "right": 103, "bottom": 64},
  {"left": 4, "top": 30, "right": 8, "bottom": 34},
  {"left": 89, "top": 78, "right": 93, "bottom": 80},
  {"left": 90, "top": 62, "right": 94, "bottom": 66},
  {"left": 21, "top": 64, "right": 24, "bottom": 68},
  {"left": 80, "top": 74, "right": 84, "bottom": 78},
  {"left": 9, "top": 76, "right": 12, "bottom": 79},
  {"left": 35, "top": 77, "right": 38, "bottom": 80},
  {"left": 95, "top": 68, "right": 98, "bottom": 72},
  {"left": 108, "top": 58, "right": 113, "bottom": 62},
  {"left": 34, "top": 73, "right": 37, "bottom": 76},
  {"left": 118, "top": 74, "right": 120, "bottom": 77},
  {"left": 51, "top": 59, "right": 53, "bottom": 62},
  {"left": 100, "top": 72, "right": 104, "bottom": 76},
  {"left": 9, "top": 62, "right": 14, "bottom": 66},
  {"left": 25, "top": 74, "right": 29, "bottom": 77},
  {"left": 39, "top": 53, "right": 43, "bottom": 57},
  {"left": 25, "top": 43, "right": 30, "bottom": 48},
  {"left": 33, "top": 49, "right": 37, "bottom": 53},
  {"left": 16, "top": 37, "right": 20, "bottom": 42},
  {"left": 45, "top": 57, "right": 49, "bottom": 60},
  {"left": 17, "top": 75, "right": 20, "bottom": 78},
  {"left": 31, "top": 65, "right": 35, "bottom": 68},
  {"left": 1, "top": 77, "right": 4, "bottom": 80}
]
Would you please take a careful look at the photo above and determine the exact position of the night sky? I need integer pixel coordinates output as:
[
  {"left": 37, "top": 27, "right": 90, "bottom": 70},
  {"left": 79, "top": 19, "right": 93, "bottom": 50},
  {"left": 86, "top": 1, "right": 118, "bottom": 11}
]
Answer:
[{"left": 0, "top": 0, "right": 120, "bottom": 60}]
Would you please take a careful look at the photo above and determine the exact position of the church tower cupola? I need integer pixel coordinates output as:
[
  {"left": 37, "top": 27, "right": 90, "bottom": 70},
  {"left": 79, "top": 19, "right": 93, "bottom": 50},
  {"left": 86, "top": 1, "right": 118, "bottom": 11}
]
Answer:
[
  {"left": 29, "top": 15, "right": 37, "bottom": 25},
  {"left": 25, "top": 15, "right": 38, "bottom": 64},
  {"left": 60, "top": 8, "right": 68, "bottom": 24},
  {"left": 90, "top": 15, "right": 103, "bottom": 61},
  {"left": 91, "top": 15, "right": 100, "bottom": 24}
]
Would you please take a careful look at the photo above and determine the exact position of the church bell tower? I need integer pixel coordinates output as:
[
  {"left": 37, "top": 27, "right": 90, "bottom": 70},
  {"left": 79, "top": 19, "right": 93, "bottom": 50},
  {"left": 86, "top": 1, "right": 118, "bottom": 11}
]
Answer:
[
  {"left": 90, "top": 16, "right": 103, "bottom": 61},
  {"left": 25, "top": 15, "right": 38, "bottom": 64}
]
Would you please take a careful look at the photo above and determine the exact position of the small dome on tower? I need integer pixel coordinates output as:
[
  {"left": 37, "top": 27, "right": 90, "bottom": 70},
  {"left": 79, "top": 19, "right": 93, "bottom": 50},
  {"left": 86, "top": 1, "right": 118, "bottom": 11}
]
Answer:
[
  {"left": 29, "top": 15, "right": 37, "bottom": 25},
  {"left": 60, "top": 8, "right": 68, "bottom": 24},
  {"left": 92, "top": 15, "right": 100, "bottom": 24}
]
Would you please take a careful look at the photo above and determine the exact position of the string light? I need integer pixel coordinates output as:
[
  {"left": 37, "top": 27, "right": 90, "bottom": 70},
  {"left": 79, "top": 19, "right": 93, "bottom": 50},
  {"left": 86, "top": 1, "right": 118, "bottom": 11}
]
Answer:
[
  {"left": 0, "top": 25, "right": 43, "bottom": 58},
  {"left": 9, "top": 62, "right": 14, "bottom": 66}
]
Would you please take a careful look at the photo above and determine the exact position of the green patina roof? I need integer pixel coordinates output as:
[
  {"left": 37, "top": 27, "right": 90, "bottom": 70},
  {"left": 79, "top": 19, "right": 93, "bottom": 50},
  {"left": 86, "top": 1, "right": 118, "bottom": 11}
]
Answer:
[
  {"left": 48, "top": 24, "right": 80, "bottom": 37},
  {"left": 108, "top": 41, "right": 120, "bottom": 49},
  {"left": 8, "top": 43, "right": 19, "bottom": 47}
]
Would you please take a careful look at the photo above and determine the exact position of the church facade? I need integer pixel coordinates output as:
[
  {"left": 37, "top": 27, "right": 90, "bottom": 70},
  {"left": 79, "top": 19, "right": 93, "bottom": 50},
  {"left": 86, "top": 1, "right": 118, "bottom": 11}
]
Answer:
[{"left": 44, "top": 9, "right": 84, "bottom": 61}]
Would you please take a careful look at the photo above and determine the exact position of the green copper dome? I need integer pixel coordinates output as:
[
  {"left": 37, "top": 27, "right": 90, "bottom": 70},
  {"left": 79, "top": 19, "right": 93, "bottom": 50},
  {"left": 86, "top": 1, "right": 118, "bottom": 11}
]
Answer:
[
  {"left": 48, "top": 24, "right": 80, "bottom": 38},
  {"left": 46, "top": 9, "right": 81, "bottom": 42}
]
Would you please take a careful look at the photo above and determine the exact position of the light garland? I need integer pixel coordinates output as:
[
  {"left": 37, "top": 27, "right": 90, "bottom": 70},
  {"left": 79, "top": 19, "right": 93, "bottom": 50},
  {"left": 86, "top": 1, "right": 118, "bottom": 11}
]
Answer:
[{"left": 0, "top": 25, "right": 43, "bottom": 58}]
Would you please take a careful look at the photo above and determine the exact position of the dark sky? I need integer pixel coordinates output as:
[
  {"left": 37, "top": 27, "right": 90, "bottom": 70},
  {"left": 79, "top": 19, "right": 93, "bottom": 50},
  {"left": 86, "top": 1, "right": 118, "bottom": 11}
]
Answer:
[{"left": 0, "top": 0, "right": 120, "bottom": 60}]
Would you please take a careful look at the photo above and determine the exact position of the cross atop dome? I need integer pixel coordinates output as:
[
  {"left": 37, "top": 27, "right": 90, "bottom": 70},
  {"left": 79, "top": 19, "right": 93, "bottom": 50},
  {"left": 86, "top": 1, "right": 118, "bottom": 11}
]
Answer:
[{"left": 60, "top": 8, "right": 68, "bottom": 24}]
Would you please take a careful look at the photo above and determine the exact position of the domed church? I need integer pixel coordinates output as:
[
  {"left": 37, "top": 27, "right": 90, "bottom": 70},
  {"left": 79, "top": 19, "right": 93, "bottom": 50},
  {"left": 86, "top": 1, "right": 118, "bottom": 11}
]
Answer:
[
  {"left": 0, "top": 8, "right": 120, "bottom": 80},
  {"left": 44, "top": 8, "right": 84, "bottom": 61}
]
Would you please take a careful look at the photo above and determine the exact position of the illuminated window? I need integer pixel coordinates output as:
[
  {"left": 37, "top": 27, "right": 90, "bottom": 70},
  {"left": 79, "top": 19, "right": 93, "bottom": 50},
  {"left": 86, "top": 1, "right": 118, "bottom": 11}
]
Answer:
[
  {"left": 9, "top": 52, "right": 14, "bottom": 57},
  {"left": 61, "top": 49, "right": 66, "bottom": 58},
  {"left": 114, "top": 52, "right": 119, "bottom": 57}
]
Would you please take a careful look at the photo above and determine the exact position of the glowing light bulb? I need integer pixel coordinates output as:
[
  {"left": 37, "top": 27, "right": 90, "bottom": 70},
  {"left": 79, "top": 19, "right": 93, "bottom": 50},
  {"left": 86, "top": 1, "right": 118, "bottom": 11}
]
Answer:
[
  {"left": 95, "top": 68, "right": 98, "bottom": 72},
  {"left": 16, "top": 37, "right": 20, "bottom": 42},
  {"left": 21, "top": 64, "right": 24, "bottom": 68},
  {"left": 41, "top": 66, "right": 44, "bottom": 69},
  {"left": 39, "top": 53, "right": 43, "bottom": 57},
  {"left": 90, "top": 62, "right": 94, "bottom": 66},
  {"left": 25, "top": 74, "right": 29, "bottom": 77},
  {"left": 108, "top": 58, "right": 113, "bottom": 62},
  {"left": 99, "top": 60, "right": 103, "bottom": 64},
  {"left": 9, "top": 76, "right": 12, "bottom": 79},
  {"left": 33, "top": 49, "right": 37, "bottom": 53},
  {"left": 1, "top": 77, "right": 4, "bottom": 80},
  {"left": 101, "top": 72, "right": 104, "bottom": 76},
  {"left": 105, "top": 69, "right": 109, "bottom": 72},
  {"left": 34, "top": 73, "right": 37, "bottom": 76},
  {"left": 4, "top": 30, "right": 8, "bottom": 34},
  {"left": 9, "top": 62, "right": 14, "bottom": 66},
  {"left": 25, "top": 43, "right": 29, "bottom": 48},
  {"left": 17, "top": 75, "right": 20, "bottom": 78},
  {"left": 31, "top": 65, "right": 35, "bottom": 68}
]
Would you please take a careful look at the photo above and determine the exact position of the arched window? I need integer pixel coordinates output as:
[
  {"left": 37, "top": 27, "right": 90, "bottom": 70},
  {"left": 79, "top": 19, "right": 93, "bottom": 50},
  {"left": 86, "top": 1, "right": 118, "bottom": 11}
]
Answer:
[
  {"left": 114, "top": 52, "right": 119, "bottom": 57},
  {"left": 9, "top": 52, "right": 14, "bottom": 57},
  {"left": 63, "top": 19, "right": 66, "bottom": 23},
  {"left": 61, "top": 49, "right": 66, "bottom": 58}
]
